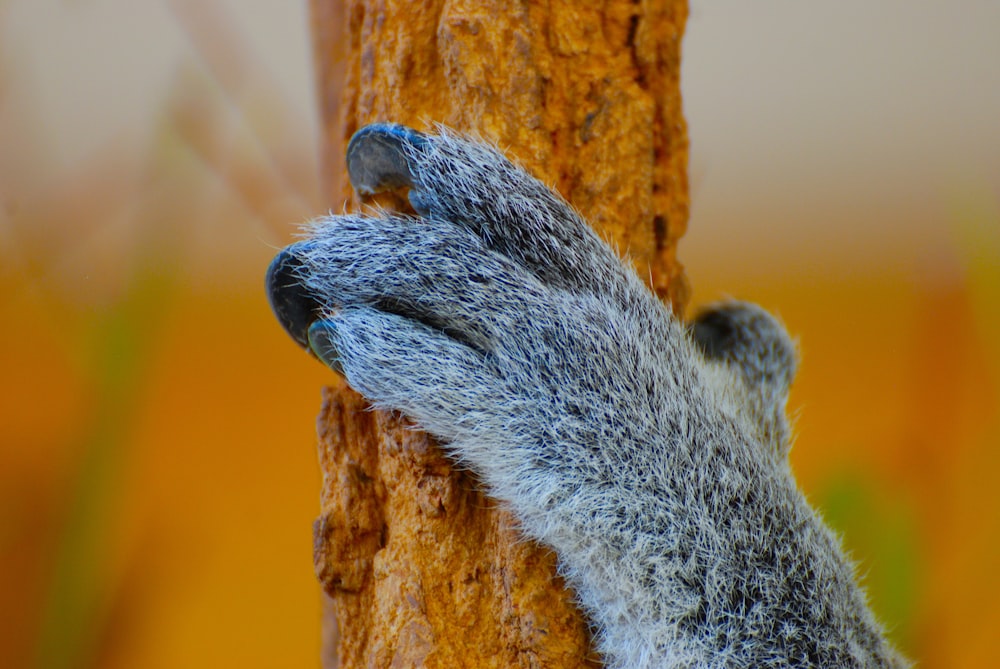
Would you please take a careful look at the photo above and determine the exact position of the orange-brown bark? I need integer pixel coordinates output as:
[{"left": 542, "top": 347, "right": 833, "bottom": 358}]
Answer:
[{"left": 309, "top": 1, "right": 689, "bottom": 666}]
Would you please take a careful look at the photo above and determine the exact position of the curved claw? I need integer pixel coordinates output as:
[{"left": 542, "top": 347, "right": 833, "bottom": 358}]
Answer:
[
  {"left": 307, "top": 320, "right": 344, "bottom": 375},
  {"left": 265, "top": 245, "right": 324, "bottom": 350},
  {"left": 407, "top": 188, "right": 434, "bottom": 217},
  {"left": 346, "top": 123, "right": 428, "bottom": 196},
  {"left": 691, "top": 301, "right": 797, "bottom": 389},
  {"left": 690, "top": 308, "right": 735, "bottom": 361}
]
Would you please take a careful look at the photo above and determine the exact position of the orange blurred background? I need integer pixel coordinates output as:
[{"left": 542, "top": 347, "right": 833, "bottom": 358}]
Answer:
[{"left": 1, "top": 1, "right": 997, "bottom": 668}]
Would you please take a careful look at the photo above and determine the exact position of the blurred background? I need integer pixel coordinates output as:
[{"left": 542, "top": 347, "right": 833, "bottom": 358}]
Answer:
[{"left": 0, "top": 0, "right": 996, "bottom": 667}]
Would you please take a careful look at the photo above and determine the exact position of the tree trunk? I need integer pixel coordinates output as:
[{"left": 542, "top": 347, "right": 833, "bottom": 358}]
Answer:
[{"left": 308, "top": 1, "right": 689, "bottom": 666}]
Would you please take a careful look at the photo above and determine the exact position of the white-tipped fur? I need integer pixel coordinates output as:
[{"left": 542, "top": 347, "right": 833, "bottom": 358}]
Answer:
[{"left": 286, "top": 128, "right": 909, "bottom": 668}]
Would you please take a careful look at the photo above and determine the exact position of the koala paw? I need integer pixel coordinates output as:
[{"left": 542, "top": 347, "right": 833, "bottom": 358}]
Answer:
[{"left": 267, "top": 124, "right": 907, "bottom": 669}]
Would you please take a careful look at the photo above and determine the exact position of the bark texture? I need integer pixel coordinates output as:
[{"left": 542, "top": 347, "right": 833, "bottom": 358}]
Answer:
[{"left": 309, "top": 1, "right": 689, "bottom": 666}]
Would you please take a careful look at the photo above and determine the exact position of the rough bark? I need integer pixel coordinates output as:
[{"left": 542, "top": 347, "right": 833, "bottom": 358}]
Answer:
[{"left": 308, "top": 1, "right": 689, "bottom": 666}]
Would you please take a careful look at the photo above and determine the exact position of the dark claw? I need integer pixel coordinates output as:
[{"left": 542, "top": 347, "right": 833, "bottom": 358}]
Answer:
[
  {"left": 691, "top": 309, "right": 736, "bottom": 360},
  {"left": 307, "top": 320, "right": 344, "bottom": 375},
  {"left": 346, "top": 123, "right": 428, "bottom": 196},
  {"left": 266, "top": 245, "right": 324, "bottom": 350},
  {"left": 407, "top": 188, "right": 434, "bottom": 217}
]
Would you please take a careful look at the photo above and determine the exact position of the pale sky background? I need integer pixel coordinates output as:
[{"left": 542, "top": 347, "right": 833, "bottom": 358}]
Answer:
[
  {"left": 682, "top": 0, "right": 1000, "bottom": 283},
  {"left": 4, "top": 0, "right": 999, "bottom": 283}
]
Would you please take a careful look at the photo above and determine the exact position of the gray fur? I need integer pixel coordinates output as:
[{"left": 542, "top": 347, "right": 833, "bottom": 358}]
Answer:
[
  {"left": 268, "top": 125, "right": 909, "bottom": 668},
  {"left": 691, "top": 301, "right": 798, "bottom": 460}
]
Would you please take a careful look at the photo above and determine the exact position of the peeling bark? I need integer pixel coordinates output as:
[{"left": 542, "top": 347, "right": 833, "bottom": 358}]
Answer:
[{"left": 308, "top": 1, "right": 689, "bottom": 666}]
